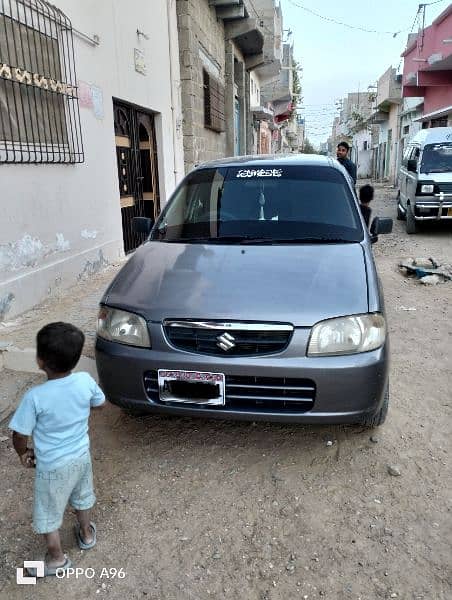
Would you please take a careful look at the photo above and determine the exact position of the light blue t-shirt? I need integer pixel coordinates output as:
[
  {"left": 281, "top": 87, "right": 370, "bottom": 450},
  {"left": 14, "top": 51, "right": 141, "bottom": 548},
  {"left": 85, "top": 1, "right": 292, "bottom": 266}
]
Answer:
[{"left": 9, "top": 372, "right": 105, "bottom": 471}]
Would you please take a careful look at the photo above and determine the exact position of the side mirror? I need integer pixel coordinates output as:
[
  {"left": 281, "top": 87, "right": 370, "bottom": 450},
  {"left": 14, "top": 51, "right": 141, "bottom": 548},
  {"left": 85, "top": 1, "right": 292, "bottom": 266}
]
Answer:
[
  {"left": 369, "top": 216, "right": 393, "bottom": 242},
  {"left": 132, "top": 217, "right": 153, "bottom": 235},
  {"left": 407, "top": 159, "right": 418, "bottom": 173}
]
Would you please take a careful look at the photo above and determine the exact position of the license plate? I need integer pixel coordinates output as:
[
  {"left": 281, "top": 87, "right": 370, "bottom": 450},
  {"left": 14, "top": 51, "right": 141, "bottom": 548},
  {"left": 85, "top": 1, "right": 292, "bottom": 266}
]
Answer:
[{"left": 157, "top": 369, "right": 225, "bottom": 406}]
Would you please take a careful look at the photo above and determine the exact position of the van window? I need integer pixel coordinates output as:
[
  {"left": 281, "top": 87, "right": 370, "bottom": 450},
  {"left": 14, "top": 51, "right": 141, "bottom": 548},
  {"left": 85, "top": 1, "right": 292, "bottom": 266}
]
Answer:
[
  {"left": 151, "top": 165, "right": 363, "bottom": 244},
  {"left": 402, "top": 146, "right": 412, "bottom": 168},
  {"left": 404, "top": 146, "right": 420, "bottom": 170},
  {"left": 421, "top": 142, "right": 452, "bottom": 174}
]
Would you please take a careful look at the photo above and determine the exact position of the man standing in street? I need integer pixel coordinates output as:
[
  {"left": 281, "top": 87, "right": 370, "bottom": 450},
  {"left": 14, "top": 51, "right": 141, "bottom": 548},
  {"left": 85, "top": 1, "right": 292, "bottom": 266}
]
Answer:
[{"left": 336, "top": 141, "right": 357, "bottom": 185}]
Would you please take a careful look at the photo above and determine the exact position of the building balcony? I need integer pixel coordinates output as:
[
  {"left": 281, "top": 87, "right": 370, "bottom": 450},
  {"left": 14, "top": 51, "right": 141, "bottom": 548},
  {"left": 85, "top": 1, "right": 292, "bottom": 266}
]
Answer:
[
  {"left": 368, "top": 109, "right": 389, "bottom": 125},
  {"left": 224, "top": 17, "right": 264, "bottom": 58},
  {"left": 251, "top": 105, "right": 273, "bottom": 121},
  {"left": 402, "top": 5, "right": 452, "bottom": 97},
  {"left": 260, "top": 43, "right": 293, "bottom": 104},
  {"left": 210, "top": 0, "right": 264, "bottom": 59},
  {"left": 376, "top": 67, "right": 402, "bottom": 107},
  {"left": 209, "top": 0, "right": 248, "bottom": 20},
  {"left": 251, "top": 0, "right": 283, "bottom": 80}
]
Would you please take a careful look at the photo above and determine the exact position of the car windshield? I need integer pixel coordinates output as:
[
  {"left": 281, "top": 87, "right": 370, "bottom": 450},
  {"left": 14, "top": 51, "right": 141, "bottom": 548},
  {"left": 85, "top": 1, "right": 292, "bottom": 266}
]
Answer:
[
  {"left": 421, "top": 142, "right": 452, "bottom": 173},
  {"left": 150, "top": 165, "right": 363, "bottom": 244}
]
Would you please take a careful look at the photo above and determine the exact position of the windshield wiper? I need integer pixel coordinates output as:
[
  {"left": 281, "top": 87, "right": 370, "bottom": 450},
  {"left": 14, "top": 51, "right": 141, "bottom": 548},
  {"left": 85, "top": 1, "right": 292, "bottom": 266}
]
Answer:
[
  {"left": 157, "top": 236, "right": 355, "bottom": 244},
  {"left": 160, "top": 237, "right": 245, "bottom": 244},
  {"left": 238, "top": 237, "right": 354, "bottom": 244}
]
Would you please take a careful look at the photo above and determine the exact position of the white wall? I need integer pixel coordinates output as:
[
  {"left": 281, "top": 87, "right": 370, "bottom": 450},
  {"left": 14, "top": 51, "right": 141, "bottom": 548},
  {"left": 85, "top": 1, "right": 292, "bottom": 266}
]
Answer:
[
  {"left": 250, "top": 71, "right": 261, "bottom": 107},
  {"left": 0, "top": 0, "right": 184, "bottom": 320},
  {"left": 353, "top": 129, "right": 372, "bottom": 179}
]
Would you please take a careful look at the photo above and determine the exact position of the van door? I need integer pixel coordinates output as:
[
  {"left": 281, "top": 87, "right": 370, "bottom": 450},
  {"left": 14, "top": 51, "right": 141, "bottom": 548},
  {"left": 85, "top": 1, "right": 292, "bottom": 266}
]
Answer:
[
  {"left": 406, "top": 145, "right": 420, "bottom": 209},
  {"left": 399, "top": 145, "right": 411, "bottom": 209}
]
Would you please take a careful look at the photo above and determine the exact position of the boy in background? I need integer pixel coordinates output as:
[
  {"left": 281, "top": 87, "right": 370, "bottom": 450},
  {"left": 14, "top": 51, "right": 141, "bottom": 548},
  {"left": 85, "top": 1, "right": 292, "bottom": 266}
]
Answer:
[{"left": 359, "top": 183, "right": 374, "bottom": 227}]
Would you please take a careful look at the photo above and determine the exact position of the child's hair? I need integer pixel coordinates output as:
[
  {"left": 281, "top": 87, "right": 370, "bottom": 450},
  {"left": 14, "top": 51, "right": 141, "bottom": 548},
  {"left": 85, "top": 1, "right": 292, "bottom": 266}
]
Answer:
[
  {"left": 37, "top": 322, "right": 85, "bottom": 373},
  {"left": 359, "top": 184, "right": 374, "bottom": 204}
]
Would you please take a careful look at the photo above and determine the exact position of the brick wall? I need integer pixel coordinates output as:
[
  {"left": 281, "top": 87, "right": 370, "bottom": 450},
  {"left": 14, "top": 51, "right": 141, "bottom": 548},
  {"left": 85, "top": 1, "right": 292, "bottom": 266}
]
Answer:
[{"left": 177, "top": 0, "right": 227, "bottom": 172}]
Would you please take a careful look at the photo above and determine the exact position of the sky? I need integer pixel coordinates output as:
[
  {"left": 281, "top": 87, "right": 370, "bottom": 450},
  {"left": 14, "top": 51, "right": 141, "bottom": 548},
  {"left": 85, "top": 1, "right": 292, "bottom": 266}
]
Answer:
[{"left": 279, "top": 0, "right": 450, "bottom": 148}]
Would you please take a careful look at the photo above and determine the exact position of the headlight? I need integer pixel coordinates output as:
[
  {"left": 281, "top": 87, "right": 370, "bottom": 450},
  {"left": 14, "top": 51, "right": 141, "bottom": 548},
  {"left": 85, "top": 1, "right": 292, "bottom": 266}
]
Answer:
[
  {"left": 97, "top": 306, "right": 151, "bottom": 348},
  {"left": 307, "top": 313, "right": 386, "bottom": 356},
  {"left": 420, "top": 184, "right": 434, "bottom": 194}
]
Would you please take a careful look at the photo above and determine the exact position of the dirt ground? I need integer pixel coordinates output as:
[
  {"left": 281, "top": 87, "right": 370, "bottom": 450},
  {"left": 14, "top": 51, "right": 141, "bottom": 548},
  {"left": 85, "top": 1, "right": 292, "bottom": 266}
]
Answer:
[{"left": 0, "top": 184, "right": 451, "bottom": 599}]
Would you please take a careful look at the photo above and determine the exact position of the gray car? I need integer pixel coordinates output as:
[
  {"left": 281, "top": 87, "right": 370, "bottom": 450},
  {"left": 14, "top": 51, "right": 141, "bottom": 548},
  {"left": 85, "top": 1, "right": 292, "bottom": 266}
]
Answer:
[{"left": 96, "top": 155, "right": 392, "bottom": 427}]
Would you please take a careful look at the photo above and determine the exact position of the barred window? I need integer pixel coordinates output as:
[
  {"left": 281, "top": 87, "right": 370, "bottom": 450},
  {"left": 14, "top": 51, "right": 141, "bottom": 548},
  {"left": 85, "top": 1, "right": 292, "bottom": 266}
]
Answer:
[
  {"left": 0, "top": 0, "right": 83, "bottom": 163},
  {"left": 203, "top": 69, "right": 225, "bottom": 133}
]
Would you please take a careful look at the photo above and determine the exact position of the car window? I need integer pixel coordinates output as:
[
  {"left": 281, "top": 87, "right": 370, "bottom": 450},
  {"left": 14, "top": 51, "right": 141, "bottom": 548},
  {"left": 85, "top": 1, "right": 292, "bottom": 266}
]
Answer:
[
  {"left": 421, "top": 142, "right": 452, "bottom": 173},
  {"left": 151, "top": 165, "right": 363, "bottom": 244}
]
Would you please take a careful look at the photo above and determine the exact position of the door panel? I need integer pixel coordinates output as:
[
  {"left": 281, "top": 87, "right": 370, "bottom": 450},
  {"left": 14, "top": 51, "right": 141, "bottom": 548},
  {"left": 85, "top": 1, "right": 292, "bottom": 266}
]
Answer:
[{"left": 406, "top": 146, "right": 420, "bottom": 208}]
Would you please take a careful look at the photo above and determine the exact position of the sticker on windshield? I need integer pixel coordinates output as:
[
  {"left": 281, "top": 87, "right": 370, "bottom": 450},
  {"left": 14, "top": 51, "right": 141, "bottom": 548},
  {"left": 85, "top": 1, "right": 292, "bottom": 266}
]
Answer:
[{"left": 236, "top": 168, "right": 283, "bottom": 178}]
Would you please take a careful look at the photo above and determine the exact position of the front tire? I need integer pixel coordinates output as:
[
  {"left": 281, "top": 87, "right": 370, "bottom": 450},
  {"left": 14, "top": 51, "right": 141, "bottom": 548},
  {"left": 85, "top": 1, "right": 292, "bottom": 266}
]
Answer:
[
  {"left": 406, "top": 204, "right": 418, "bottom": 234},
  {"left": 361, "top": 384, "right": 389, "bottom": 428}
]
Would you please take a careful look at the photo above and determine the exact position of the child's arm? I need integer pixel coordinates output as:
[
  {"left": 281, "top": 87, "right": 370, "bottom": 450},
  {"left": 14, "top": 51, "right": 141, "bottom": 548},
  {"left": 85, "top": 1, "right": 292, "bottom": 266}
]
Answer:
[
  {"left": 12, "top": 432, "right": 35, "bottom": 468},
  {"left": 89, "top": 376, "right": 106, "bottom": 410},
  {"left": 9, "top": 391, "right": 37, "bottom": 468}
]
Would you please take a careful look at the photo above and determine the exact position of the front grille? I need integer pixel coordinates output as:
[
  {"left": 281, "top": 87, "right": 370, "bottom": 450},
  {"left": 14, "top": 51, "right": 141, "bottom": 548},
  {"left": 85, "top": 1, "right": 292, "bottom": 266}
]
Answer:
[
  {"left": 144, "top": 371, "right": 315, "bottom": 413},
  {"left": 163, "top": 321, "right": 293, "bottom": 357},
  {"left": 436, "top": 182, "right": 452, "bottom": 194}
]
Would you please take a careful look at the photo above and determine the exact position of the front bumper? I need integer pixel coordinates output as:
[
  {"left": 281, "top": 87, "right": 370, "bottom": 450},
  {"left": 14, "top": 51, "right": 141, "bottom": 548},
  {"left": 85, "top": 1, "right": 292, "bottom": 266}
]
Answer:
[
  {"left": 95, "top": 324, "right": 389, "bottom": 424},
  {"left": 414, "top": 194, "right": 452, "bottom": 220}
]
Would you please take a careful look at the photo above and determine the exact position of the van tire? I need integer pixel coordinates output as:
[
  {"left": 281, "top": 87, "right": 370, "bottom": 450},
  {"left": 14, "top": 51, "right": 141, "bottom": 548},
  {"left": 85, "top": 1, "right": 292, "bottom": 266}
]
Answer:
[
  {"left": 406, "top": 204, "right": 418, "bottom": 234},
  {"left": 362, "top": 384, "right": 389, "bottom": 428}
]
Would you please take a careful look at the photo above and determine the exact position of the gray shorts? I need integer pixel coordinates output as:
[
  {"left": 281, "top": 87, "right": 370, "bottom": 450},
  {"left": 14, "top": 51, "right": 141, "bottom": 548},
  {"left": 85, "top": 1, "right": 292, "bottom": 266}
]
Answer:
[{"left": 33, "top": 451, "right": 96, "bottom": 534}]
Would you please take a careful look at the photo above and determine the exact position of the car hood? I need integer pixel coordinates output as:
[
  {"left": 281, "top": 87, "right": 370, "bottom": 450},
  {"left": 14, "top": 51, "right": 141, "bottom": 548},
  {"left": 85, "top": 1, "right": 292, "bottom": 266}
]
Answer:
[
  {"left": 419, "top": 170, "right": 452, "bottom": 181},
  {"left": 105, "top": 241, "right": 369, "bottom": 326}
]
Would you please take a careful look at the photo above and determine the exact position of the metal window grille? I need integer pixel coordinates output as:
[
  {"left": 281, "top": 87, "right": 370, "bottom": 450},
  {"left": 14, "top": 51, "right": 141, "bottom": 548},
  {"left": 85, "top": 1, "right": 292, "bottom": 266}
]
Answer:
[
  {"left": 203, "top": 69, "right": 225, "bottom": 133},
  {"left": 0, "top": 0, "right": 84, "bottom": 163}
]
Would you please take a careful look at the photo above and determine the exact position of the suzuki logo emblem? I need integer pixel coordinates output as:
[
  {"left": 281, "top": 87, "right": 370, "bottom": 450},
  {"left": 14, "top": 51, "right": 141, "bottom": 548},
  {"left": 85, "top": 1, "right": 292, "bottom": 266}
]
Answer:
[{"left": 217, "top": 332, "right": 236, "bottom": 351}]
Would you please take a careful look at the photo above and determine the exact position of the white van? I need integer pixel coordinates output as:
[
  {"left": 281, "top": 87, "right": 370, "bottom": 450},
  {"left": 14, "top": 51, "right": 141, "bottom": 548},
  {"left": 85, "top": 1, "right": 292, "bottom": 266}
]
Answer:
[{"left": 397, "top": 127, "right": 452, "bottom": 233}]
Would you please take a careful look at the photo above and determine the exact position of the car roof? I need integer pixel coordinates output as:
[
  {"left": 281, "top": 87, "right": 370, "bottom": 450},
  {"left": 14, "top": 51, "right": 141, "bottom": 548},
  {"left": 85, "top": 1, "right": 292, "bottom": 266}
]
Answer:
[
  {"left": 194, "top": 153, "right": 340, "bottom": 170},
  {"left": 409, "top": 127, "right": 452, "bottom": 146}
]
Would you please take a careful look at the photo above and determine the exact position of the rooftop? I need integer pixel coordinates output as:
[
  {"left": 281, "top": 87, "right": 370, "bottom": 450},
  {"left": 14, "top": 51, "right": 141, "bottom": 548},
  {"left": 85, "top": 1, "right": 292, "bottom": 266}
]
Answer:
[{"left": 409, "top": 126, "right": 452, "bottom": 144}]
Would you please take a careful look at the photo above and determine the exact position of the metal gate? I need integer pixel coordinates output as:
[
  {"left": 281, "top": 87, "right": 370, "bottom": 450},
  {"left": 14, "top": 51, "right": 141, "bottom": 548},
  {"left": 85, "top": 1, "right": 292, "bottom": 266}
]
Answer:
[{"left": 113, "top": 101, "right": 160, "bottom": 253}]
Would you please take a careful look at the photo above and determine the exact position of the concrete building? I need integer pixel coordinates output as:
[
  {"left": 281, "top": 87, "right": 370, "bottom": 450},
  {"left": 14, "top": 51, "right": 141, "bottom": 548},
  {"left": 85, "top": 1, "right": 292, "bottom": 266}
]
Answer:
[
  {"left": 261, "top": 42, "right": 296, "bottom": 153},
  {"left": 250, "top": 0, "right": 283, "bottom": 154},
  {"left": 402, "top": 5, "right": 452, "bottom": 128},
  {"left": 352, "top": 126, "right": 373, "bottom": 179},
  {"left": 396, "top": 97, "right": 423, "bottom": 184},
  {"left": 329, "top": 91, "right": 373, "bottom": 175},
  {"left": 176, "top": 0, "right": 274, "bottom": 171},
  {"left": 369, "top": 67, "right": 402, "bottom": 183},
  {"left": 296, "top": 115, "right": 306, "bottom": 152},
  {"left": 0, "top": 0, "right": 184, "bottom": 320},
  {"left": 332, "top": 92, "right": 373, "bottom": 154}
]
